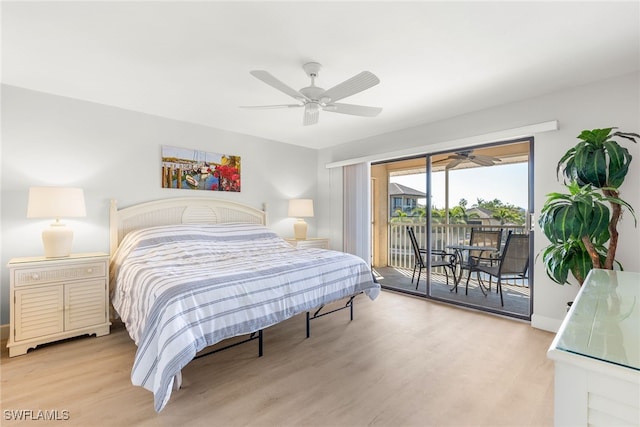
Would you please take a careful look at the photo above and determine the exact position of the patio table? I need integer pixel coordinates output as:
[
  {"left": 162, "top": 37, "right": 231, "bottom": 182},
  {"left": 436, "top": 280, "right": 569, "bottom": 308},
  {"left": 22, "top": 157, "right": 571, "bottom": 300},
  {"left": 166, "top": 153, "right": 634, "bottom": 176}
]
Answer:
[{"left": 445, "top": 244, "right": 499, "bottom": 294}]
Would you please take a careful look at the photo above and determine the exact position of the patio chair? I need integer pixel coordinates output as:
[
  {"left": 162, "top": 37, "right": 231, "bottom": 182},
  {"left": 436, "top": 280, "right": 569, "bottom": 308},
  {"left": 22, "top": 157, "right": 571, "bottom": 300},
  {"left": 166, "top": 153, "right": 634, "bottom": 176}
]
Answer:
[
  {"left": 407, "top": 226, "right": 456, "bottom": 289},
  {"left": 461, "top": 228, "right": 503, "bottom": 292},
  {"left": 473, "top": 232, "right": 529, "bottom": 306}
]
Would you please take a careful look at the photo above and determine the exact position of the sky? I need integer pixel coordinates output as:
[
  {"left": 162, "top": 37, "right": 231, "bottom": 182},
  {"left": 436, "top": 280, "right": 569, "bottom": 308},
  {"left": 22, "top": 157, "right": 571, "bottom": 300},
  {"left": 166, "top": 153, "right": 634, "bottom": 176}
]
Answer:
[{"left": 391, "top": 162, "right": 529, "bottom": 210}]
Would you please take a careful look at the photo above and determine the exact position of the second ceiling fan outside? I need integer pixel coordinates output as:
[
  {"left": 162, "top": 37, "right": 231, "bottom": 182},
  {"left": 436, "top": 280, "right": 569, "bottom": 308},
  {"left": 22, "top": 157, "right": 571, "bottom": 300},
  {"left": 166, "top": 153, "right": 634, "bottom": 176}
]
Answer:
[{"left": 432, "top": 150, "right": 502, "bottom": 170}]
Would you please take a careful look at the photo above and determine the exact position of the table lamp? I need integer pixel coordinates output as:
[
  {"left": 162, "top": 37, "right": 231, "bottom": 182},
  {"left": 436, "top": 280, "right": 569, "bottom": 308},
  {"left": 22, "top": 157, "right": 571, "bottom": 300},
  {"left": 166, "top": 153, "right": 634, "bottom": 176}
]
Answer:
[
  {"left": 27, "top": 186, "right": 87, "bottom": 258},
  {"left": 288, "top": 198, "right": 314, "bottom": 240}
]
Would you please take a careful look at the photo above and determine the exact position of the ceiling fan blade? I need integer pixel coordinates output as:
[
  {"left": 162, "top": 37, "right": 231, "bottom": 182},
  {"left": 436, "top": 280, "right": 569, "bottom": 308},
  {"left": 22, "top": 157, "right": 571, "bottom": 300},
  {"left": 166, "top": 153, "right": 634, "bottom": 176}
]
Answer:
[
  {"left": 322, "top": 71, "right": 380, "bottom": 103},
  {"left": 470, "top": 157, "right": 497, "bottom": 166},
  {"left": 240, "top": 104, "right": 302, "bottom": 109},
  {"left": 432, "top": 155, "right": 458, "bottom": 165},
  {"left": 250, "top": 70, "right": 308, "bottom": 101},
  {"left": 324, "top": 103, "right": 382, "bottom": 117},
  {"left": 303, "top": 104, "right": 319, "bottom": 126},
  {"left": 446, "top": 159, "right": 464, "bottom": 170},
  {"left": 473, "top": 154, "right": 501, "bottom": 162}
]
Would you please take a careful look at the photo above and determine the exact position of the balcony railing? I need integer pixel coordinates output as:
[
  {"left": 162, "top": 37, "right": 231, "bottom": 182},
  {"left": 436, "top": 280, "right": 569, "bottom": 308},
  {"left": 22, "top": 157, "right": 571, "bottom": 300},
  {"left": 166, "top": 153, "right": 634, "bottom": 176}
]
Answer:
[{"left": 388, "top": 221, "right": 527, "bottom": 270}]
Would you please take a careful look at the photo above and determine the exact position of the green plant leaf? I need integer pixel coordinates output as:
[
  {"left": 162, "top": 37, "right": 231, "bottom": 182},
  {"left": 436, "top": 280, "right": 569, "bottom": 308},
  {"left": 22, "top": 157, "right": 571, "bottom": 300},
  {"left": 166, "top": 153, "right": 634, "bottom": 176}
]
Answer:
[
  {"left": 557, "top": 147, "right": 577, "bottom": 181},
  {"left": 612, "top": 131, "right": 640, "bottom": 144},
  {"left": 543, "top": 127, "right": 636, "bottom": 286},
  {"left": 570, "top": 248, "right": 592, "bottom": 284},
  {"left": 574, "top": 146, "right": 606, "bottom": 187},
  {"left": 598, "top": 190, "right": 638, "bottom": 226},
  {"left": 556, "top": 205, "right": 576, "bottom": 241},
  {"left": 587, "top": 202, "right": 610, "bottom": 244},
  {"left": 577, "top": 130, "right": 597, "bottom": 143},
  {"left": 604, "top": 140, "right": 631, "bottom": 188},
  {"left": 578, "top": 128, "right": 613, "bottom": 145},
  {"left": 541, "top": 245, "right": 570, "bottom": 284}
]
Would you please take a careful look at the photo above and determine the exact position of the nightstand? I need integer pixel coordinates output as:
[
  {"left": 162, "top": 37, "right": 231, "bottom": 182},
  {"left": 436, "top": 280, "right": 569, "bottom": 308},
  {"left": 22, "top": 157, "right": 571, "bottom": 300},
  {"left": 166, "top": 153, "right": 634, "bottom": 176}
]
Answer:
[
  {"left": 285, "top": 238, "right": 329, "bottom": 250},
  {"left": 7, "top": 252, "right": 111, "bottom": 357}
]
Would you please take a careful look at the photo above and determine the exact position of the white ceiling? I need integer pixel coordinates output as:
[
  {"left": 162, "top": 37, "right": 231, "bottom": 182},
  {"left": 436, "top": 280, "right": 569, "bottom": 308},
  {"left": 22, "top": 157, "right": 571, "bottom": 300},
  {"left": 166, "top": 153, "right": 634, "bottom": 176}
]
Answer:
[{"left": 2, "top": 1, "right": 639, "bottom": 150}]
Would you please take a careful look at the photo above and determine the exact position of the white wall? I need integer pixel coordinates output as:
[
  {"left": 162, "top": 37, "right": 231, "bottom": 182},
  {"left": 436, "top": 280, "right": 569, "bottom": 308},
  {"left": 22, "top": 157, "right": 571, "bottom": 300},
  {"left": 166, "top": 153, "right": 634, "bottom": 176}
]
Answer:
[
  {"left": 0, "top": 85, "right": 319, "bottom": 325},
  {"left": 317, "top": 72, "right": 640, "bottom": 332},
  {"left": 3, "top": 73, "right": 639, "bottom": 330}
]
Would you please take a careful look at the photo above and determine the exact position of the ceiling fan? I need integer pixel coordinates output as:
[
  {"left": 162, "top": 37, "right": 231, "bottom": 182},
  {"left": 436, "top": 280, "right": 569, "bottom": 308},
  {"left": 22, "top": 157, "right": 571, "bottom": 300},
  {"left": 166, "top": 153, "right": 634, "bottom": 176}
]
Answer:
[
  {"left": 240, "top": 62, "right": 382, "bottom": 126},
  {"left": 432, "top": 150, "right": 502, "bottom": 170}
]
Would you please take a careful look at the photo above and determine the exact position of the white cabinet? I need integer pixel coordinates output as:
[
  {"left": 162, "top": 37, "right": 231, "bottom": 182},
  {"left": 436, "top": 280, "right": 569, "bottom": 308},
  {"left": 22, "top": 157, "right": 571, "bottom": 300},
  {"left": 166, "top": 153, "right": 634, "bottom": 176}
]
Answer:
[
  {"left": 285, "top": 238, "right": 329, "bottom": 249},
  {"left": 7, "top": 253, "right": 111, "bottom": 357},
  {"left": 547, "top": 269, "right": 640, "bottom": 426}
]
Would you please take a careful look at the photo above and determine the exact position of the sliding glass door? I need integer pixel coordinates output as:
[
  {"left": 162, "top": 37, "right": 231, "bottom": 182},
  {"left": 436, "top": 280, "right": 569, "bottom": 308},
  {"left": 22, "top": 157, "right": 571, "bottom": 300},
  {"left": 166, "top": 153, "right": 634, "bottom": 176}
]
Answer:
[{"left": 371, "top": 139, "right": 533, "bottom": 320}]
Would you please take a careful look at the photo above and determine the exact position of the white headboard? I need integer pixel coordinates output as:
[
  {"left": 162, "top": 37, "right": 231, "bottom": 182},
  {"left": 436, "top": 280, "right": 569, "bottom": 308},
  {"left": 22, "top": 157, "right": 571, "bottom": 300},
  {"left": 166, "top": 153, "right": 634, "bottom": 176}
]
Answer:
[{"left": 110, "top": 198, "right": 266, "bottom": 257}]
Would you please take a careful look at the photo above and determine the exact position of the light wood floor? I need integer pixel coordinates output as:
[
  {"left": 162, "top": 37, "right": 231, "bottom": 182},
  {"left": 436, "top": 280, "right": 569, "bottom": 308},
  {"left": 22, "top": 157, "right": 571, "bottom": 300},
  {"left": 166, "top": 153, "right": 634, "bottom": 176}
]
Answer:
[{"left": 0, "top": 291, "right": 555, "bottom": 426}]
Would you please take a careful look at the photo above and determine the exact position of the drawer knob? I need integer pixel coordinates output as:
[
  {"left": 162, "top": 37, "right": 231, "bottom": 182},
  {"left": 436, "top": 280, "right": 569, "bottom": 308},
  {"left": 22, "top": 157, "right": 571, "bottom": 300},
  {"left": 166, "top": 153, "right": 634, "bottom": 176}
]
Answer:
[
  {"left": 31, "top": 273, "right": 40, "bottom": 280},
  {"left": 87, "top": 268, "right": 93, "bottom": 273}
]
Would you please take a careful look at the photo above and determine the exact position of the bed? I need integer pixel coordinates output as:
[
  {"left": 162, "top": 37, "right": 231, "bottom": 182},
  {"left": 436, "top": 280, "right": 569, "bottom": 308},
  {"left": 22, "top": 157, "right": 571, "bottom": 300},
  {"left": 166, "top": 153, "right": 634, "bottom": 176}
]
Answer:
[{"left": 109, "top": 197, "right": 380, "bottom": 412}]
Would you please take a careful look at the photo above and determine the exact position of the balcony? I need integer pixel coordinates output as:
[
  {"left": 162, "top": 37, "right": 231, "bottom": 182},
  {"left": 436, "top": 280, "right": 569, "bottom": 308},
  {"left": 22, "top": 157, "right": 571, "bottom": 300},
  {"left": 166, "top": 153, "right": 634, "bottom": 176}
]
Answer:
[
  {"left": 375, "top": 221, "right": 530, "bottom": 317},
  {"left": 370, "top": 141, "right": 532, "bottom": 318}
]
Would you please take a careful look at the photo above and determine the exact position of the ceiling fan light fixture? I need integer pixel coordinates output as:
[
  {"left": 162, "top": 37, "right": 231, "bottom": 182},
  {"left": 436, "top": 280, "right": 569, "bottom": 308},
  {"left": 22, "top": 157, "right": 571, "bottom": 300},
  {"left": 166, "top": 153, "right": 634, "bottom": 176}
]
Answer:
[{"left": 305, "top": 102, "right": 320, "bottom": 114}]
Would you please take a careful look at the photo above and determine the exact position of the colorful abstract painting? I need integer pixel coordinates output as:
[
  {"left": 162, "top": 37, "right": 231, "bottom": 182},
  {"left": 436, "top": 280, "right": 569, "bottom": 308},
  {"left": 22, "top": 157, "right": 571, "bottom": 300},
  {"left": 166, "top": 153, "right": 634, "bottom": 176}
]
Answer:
[{"left": 161, "top": 145, "right": 241, "bottom": 192}]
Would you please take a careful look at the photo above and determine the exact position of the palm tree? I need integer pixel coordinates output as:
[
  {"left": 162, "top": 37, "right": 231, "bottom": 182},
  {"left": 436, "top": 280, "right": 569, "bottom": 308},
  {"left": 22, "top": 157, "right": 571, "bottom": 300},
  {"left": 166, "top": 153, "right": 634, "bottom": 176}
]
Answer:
[
  {"left": 411, "top": 205, "right": 427, "bottom": 218},
  {"left": 431, "top": 207, "right": 445, "bottom": 224},
  {"left": 449, "top": 205, "right": 467, "bottom": 224},
  {"left": 390, "top": 209, "right": 408, "bottom": 222},
  {"left": 493, "top": 207, "right": 520, "bottom": 225}
]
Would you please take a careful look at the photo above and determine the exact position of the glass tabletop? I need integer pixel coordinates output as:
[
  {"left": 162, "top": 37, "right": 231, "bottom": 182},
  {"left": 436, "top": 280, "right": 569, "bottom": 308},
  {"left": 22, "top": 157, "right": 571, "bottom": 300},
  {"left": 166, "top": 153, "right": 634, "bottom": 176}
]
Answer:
[{"left": 555, "top": 269, "right": 639, "bottom": 371}]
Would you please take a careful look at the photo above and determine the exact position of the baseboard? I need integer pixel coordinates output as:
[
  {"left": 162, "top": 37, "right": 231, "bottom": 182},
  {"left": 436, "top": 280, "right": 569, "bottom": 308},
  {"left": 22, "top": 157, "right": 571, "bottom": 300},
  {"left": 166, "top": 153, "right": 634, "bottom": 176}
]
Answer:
[
  {"left": 531, "top": 314, "right": 562, "bottom": 333},
  {"left": 0, "top": 314, "right": 559, "bottom": 344}
]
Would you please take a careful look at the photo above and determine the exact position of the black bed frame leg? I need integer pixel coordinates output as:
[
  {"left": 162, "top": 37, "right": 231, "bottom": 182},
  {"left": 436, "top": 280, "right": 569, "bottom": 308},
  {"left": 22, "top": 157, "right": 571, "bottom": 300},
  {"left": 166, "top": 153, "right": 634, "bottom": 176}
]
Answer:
[
  {"left": 305, "top": 295, "right": 358, "bottom": 340},
  {"left": 258, "top": 329, "right": 263, "bottom": 357}
]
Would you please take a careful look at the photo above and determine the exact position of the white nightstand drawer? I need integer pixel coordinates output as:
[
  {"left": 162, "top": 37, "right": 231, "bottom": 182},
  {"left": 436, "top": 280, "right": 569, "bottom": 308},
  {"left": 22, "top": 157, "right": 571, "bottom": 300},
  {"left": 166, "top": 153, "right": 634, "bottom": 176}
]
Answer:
[{"left": 13, "top": 261, "right": 107, "bottom": 286}]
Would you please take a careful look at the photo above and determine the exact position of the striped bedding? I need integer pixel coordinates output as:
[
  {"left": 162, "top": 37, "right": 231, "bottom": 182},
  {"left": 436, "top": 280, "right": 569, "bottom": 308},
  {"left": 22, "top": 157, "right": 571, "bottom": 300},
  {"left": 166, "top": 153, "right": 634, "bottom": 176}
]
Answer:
[{"left": 110, "top": 223, "right": 380, "bottom": 412}]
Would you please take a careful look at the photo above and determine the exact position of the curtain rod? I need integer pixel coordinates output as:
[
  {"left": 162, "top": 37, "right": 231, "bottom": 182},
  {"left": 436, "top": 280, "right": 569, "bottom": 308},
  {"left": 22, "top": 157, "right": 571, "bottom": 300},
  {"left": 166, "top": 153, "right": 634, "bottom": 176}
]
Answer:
[{"left": 325, "top": 120, "right": 558, "bottom": 169}]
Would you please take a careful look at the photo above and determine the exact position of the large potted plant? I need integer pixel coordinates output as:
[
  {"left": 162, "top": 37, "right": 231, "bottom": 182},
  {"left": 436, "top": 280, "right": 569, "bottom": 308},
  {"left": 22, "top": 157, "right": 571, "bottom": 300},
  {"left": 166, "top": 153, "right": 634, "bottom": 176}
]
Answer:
[{"left": 539, "top": 127, "right": 638, "bottom": 285}]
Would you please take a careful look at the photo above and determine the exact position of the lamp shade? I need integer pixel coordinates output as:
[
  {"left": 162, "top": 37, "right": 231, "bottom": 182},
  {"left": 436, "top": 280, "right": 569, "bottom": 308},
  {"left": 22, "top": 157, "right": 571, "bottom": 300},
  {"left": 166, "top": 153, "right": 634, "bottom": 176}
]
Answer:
[
  {"left": 288, "top": 199, "right": 314, "bottom": 218},
  {"left": 27, "top": 186, "right": 86, "bottom": 258},
  {"left": 27, "top": 187, "right": 86, "bottom": 219}
]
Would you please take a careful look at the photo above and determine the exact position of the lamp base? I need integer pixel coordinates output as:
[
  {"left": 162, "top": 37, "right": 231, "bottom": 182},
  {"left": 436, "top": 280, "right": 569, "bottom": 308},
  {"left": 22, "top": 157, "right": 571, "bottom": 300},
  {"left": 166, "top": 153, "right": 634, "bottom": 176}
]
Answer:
[
  {"left": 293, "top": 219, "right": 308, "bottom": 240},
  {"left": 42, "top": 223, "right": 73, "bottom": 258}
]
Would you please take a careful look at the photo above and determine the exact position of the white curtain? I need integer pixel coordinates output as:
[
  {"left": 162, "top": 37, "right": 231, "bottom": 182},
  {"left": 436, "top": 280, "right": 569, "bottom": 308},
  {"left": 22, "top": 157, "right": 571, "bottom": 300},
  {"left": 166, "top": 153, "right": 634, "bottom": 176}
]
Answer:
[{"left": 343, "top": 162, "right": 371, "bottom": 264}]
